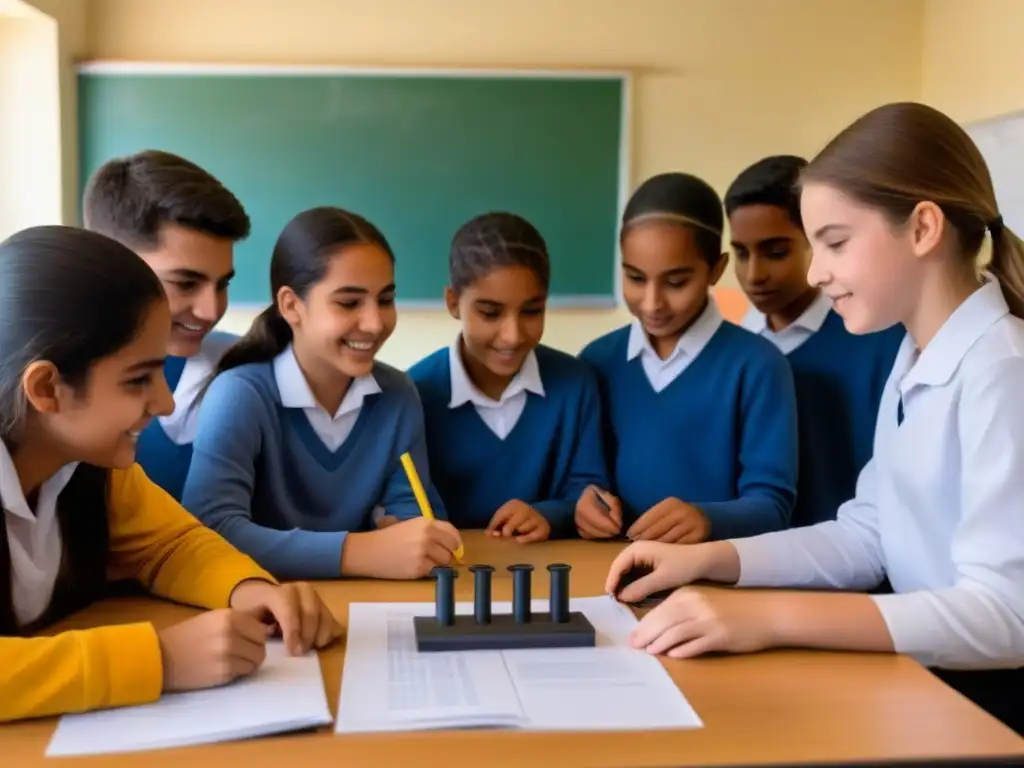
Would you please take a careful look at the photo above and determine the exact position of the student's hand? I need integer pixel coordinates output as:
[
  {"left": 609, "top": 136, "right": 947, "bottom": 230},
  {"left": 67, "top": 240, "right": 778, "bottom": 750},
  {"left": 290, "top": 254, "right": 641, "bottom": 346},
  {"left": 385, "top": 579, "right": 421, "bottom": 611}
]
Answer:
[
  {"left": 229, "top": 580, "right": 343, "bottom": 655},
  {"left": 376, "top": 515, "right": 401, "bottom": 529},
  {"left": 627, "top": 498, "right": 710, "bottom": 543},
  {"left": 157, "top": 608, "right": 272, "bottom": 692},
  {"left": 343, "top": 517, "right": 463, "bottom": 579},
  {"left": 575, "top": 486, "right": 623, "bottom": 539},
  {"left": 604, "top": 540, "right": 712, "bottom": 603},
  {"left": 626, "top": 588, "right": 777, "bottom": 659},
  {"left": 487, "top": 500, "right": 552, "bottom": 544}
]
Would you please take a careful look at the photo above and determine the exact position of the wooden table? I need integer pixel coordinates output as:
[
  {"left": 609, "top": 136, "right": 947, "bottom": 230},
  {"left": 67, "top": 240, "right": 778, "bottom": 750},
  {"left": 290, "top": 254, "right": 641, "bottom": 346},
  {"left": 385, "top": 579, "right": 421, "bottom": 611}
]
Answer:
[{"left": 3, "top": 531, "right": 1023, "bottom": 766}]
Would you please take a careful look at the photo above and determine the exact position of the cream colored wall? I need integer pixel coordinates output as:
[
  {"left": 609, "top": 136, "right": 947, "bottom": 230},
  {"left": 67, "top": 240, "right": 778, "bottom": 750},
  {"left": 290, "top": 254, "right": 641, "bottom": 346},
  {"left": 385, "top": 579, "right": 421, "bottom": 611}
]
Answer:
[
  {"left": 0, "top": 2, "right": 61, "bottom": 239},
  {"left": 922, "top": 0, "right": 1024, "bottom": 124},
  {"left": 84, "top": 0, "right": 924, "bottom": 368}
]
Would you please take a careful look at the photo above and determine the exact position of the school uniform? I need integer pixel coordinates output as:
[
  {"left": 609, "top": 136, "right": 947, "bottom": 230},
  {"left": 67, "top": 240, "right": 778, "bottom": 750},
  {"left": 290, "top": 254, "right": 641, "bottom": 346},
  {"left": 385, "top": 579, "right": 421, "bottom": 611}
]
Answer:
[
  {"left": 181, "top": 344, "right": 447, "bottom": 580},
  {"left": 741, "top": 293, "right": 904, "bottom": 526},
  {"left": 0, "top": 440, "right": 274, "bottom": 723},
  {"left": 730, "top": 280, "right": 1024, "bottom": 734},
  {"left": 408, "top": 339, "right": 609, "bottom": 534},
  {"left": 134, "top": 331, "right": 237, "bottom": 501},
  {"left": 578, "top": 298, "right": 799, "bottom": 538}
]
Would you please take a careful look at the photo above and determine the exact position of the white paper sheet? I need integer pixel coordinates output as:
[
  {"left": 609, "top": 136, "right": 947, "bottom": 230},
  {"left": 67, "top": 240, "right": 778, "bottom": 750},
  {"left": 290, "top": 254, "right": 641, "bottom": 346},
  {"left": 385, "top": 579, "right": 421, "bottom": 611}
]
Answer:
[
  {"left": 46, "top": 641, "right": 333, "bottom": 757},
  {"left": 335, "top": 595, "right": 702, "bottom": 734}
]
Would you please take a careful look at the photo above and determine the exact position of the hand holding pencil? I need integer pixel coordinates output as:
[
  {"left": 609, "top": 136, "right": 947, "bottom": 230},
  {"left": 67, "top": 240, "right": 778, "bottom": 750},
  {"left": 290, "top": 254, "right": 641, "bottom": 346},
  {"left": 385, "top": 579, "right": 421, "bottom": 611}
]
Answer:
[{"left": 400, "top": 452, "right": 465, "bottom": 563}]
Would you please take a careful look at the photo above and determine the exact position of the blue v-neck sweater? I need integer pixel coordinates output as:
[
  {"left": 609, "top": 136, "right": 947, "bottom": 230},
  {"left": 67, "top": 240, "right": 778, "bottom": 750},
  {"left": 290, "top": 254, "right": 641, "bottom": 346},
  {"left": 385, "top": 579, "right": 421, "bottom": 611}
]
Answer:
[
  {"left": 785, "top": 312, "right": 903, "bottom": 526},
  {"left": 407, "top": 344, "right": 610, "bottom": 534},
  {"left": 579, "top": 322, "right": 798, "bottom": 539},
  {"left": 180, "top": 360, "right": 447, "bottom": 580}
]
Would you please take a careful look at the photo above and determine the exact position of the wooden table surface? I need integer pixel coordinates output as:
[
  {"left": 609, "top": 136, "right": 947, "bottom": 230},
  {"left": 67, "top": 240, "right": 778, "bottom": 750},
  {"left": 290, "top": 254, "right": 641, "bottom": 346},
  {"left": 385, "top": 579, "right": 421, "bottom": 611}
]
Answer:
[{"left": 3, "top": 531, "right": 1023, "bottom": 767}]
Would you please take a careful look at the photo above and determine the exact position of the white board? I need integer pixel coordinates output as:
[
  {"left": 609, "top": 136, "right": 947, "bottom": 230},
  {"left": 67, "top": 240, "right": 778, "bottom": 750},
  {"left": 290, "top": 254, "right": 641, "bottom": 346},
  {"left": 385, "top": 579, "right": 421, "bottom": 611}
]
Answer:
[{"left": 965, "top": 111, "right": 1024, "bottom": 234}]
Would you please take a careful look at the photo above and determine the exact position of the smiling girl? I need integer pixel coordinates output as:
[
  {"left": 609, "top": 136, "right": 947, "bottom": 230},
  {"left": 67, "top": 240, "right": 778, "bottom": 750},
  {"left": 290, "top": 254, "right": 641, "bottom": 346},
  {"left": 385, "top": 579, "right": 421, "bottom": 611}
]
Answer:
[
  {"left": 578, "top": 173, "right": 798, "bottom": 544},
  {"left": 0, "top": 225, "right": 338, "bottom": 723},
  {"left": 608, "top": 102, "right": 1024, "bottom": 735},
  {"left": 408, "top": 212, "right": 608, "bottom": 541},
  {"left": 181, "top": 207, "right": 463, "bottom": 581}
]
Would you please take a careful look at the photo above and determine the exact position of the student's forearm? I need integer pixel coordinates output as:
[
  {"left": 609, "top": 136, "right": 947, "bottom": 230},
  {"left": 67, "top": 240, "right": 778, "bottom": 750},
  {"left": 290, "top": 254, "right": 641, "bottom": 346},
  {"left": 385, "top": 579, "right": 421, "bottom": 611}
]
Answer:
[
  {"left": 532, "top": 499, "right": 576, "bottom": 537},
  {"left": 766, "top": 591, "right": 895, "bottom": 654},
  {"left": 214, "top": 516, "right": 346, "bottom": 580},
  {"left": 0, "top": 625, "right": 163, "bottom": 723},
  {"left": 697, "top": 496, "right": 789, "bottom": 540}
]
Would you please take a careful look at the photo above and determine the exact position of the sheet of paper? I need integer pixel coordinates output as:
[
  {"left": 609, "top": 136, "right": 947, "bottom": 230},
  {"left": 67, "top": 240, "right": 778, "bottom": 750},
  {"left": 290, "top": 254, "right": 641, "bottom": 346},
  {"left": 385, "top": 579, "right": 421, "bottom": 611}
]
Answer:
[
  {"left": 336, "top": 595, "right": 702, "bottom": 734},
  {"left": 46, "top": 641, "right": 332, "bottom": 757},
  {"left": 505, "top": 646, "right": 703, "bottom": 730},
  {"left": 335, "top": 602, "right": 525, "bottom": 732}
]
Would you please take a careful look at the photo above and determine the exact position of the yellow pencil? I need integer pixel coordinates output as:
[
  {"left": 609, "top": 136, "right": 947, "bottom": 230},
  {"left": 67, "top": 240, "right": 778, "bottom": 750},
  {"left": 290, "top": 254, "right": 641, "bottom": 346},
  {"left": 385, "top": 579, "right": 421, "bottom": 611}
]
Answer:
[{"left": 400, "top": 452, "right": 464, "bottom": 562}]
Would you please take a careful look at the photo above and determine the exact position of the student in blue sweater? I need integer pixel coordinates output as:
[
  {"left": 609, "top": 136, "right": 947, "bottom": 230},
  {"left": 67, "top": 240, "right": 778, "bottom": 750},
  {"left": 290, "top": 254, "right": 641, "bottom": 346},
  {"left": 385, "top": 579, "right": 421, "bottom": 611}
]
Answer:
[
  {"left": 407, "top": 213, "right": 609, "bottom": 542},
  {"left": 726, "top": 155, "right": 903, "bottom": 527},
  {"left": 578, "top": 172, "right": 798, "bottom": 543},
  {"left": 82, "top": 150, "right": 249, "bottom": 502},
  {"left": 181, "top": 207, "right": 463, "bottom": 581}
]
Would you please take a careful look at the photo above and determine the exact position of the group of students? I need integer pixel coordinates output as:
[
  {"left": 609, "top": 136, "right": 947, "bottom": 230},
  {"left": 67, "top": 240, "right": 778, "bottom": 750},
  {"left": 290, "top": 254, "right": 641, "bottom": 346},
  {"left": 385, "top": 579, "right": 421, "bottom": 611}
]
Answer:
[{"left": 0, "top": 100, "right": 1021, "bottom": 735}]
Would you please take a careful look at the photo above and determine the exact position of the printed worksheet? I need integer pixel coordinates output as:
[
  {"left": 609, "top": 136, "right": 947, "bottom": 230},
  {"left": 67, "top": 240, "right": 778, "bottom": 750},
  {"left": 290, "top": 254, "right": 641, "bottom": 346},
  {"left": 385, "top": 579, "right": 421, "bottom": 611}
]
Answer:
[{"left": 335, "top": 595, "right": 703, "bottom": 733}]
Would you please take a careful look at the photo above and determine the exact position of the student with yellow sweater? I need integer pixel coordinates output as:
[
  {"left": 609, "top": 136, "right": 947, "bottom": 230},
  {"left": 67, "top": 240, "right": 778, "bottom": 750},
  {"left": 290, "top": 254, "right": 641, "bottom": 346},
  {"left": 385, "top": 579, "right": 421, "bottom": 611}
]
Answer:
[{"left": 0, "top": 225, "right": 341, "bottom": 724}]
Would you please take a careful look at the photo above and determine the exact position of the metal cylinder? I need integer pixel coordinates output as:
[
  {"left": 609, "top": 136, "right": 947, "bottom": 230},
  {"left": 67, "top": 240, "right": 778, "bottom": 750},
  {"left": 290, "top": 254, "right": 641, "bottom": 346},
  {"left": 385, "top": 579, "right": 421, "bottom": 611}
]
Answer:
[
  {"left": 432, "top": 566, "right": 457, "bottom": 626},
  {"left": 548, "top": 563, "right": 571, "bottom": 623},
  {"left": 508, "top": 564, "right": 534, "bottom": 624},
  {"left": 469, "top": 564, "right": 494, "bottom": 624}
]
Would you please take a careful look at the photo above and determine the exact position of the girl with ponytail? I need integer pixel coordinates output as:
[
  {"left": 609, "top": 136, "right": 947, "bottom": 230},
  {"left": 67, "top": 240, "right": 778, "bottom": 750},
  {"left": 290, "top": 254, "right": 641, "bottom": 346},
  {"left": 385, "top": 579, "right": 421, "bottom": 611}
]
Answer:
[
  {"left": 182, "top": 207, "right": 463, "bottom": 582},
  {"left": 604, "top": 102, "right": 1024, "bottom": 735}
]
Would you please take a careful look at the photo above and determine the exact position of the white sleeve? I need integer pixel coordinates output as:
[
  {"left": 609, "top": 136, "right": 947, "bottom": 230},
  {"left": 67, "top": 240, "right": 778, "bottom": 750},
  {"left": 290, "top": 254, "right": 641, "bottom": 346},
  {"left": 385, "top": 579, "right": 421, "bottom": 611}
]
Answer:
[
  {"left": 871, "top": 358, "right": 1024, "bottom": 670},
  {"left": 730, "top": 453, "right": 887, "bottom": 591}
]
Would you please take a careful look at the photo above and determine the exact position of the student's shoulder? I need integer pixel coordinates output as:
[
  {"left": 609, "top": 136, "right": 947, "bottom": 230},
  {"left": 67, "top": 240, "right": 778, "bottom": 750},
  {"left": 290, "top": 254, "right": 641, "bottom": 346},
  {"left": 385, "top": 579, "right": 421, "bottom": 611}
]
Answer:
[
  {"left": 717, "top": 320, "right": 789, "bottom": 364},
  {"left": 534, "top": 344, "right": 601, "bottom": 391},
  {"left": 199, "top": 330, "right": 239, "bottom": 363},
  {"left": 963, "top": 312, "right": 1024, "bottom": 382},
  {"left": 206, "top": 360, "right": 278, "bottom": 404},
  {"left": 578, "top": 325, "right": 631, "bottom": 367},
  {"left": 405, "top": 346, "right": 449, "bottom": 385},
  {"left": 372, "top": 360, "right": 425, "bottom": 406}
]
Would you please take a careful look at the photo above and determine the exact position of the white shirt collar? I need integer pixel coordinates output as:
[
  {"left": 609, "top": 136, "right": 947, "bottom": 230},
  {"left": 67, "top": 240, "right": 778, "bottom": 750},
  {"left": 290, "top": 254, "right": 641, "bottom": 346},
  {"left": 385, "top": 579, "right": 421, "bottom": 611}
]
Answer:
[
  {"left": 0, "top": 439, "right": 78, "bottom": 522},
  {"left": 272, "top": 344, "right": 381, "bottom": 418},
  {"left": 900, "top": 279, "right": 1008, "bottom": 392},
  {"left": 448, "top": 336, "right": 545, "bottom": 409},
  {"left": 740, "top": 290, "right": 832, "bottom": 335},
  {"left": 627, "top": 296, "right": 724, "bottom": 363}
]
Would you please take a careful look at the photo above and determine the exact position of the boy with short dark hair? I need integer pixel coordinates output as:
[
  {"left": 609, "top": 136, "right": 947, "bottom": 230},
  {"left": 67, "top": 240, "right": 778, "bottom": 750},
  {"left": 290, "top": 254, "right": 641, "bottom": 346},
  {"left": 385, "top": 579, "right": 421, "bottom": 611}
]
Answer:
[
  {"left": 726, "top": 155, "right": 903, "bottom": 526},
  {"left": 83, "top": 149, "right": 251, "bottom": 501}
]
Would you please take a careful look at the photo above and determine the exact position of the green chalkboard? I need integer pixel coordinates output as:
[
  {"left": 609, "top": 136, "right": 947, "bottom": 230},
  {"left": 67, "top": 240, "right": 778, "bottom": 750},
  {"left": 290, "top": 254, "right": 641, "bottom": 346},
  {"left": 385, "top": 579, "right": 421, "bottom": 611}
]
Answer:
[{"left": 77, "top": 66, "right": 627, "bottom": 306}]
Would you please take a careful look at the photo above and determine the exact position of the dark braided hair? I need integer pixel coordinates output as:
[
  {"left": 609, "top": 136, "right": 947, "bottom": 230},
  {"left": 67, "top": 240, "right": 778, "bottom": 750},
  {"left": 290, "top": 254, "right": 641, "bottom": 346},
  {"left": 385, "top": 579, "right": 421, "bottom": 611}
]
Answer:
[
  {"left": 621, "top": 172, "right": 724, "bottom": 266},
  {"left": 449, "top": 212, "right": 551, "bottom": 294}
]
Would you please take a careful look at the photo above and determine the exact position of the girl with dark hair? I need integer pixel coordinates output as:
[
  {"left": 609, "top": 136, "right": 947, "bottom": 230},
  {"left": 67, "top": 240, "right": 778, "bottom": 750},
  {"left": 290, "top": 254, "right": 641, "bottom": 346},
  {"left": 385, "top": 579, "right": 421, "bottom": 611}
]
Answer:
[
  {"left": 182, "top": 207, "right": 463, "bottom": 581},
  {"left": 578, "top": 172, "right": 799, "bottom": 544},
  {"left": 0, "top": 225, "right": 339, "bottom": 724},
  {"left": 607, "top": 102, "right": 1024, "bottom": 735},
  {"left": 407, "top": 212, "right": 608, "bottom": 542}
]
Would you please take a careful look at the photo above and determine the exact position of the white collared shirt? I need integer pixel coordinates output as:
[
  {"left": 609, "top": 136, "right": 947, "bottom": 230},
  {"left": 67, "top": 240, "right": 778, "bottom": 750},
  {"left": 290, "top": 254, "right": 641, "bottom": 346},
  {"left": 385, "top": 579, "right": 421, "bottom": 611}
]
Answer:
[
  {"left": 273, "top": 345, "right": 381, "bottom": 451},
  {"left": 731, "top": 280, "right": 1024, "bottom": 670},
  {"left": 448, "top": 337, "right": 545, "bottom": 440},
  {"left": 1, "top": 440, "right": 78, "bottom": 628},
  {"left": 627, "top": 298, "right": 724, "bottom": 392},
  {"left": 740, "top": 291, "right": 832, "bottom": 355},
  {"left": 159, "top": 332, "right": 236, "bottom": 446}
]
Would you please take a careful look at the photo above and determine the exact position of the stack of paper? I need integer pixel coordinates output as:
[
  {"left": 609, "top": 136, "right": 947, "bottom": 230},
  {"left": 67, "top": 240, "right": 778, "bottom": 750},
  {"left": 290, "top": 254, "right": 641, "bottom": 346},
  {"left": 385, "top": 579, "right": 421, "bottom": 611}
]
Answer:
[
  {"left": 335, "top": 595, "right": 703, "bottom": 733},
  {"left": 46, "top": 641, "right": 333, "bottom": 757}
]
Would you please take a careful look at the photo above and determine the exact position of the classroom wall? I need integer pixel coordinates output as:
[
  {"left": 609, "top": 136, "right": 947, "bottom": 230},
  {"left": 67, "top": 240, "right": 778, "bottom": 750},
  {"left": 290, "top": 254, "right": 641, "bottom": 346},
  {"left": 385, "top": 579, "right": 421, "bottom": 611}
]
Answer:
[
  {"left": 4, "top": 0, "right": 926, "bottom": 367},
  {"left": 922, "top": 0, "right": 1024, "bottom": 124},
  {"left": 0, "top": 2, "right": 61, "bottom": 239}
]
